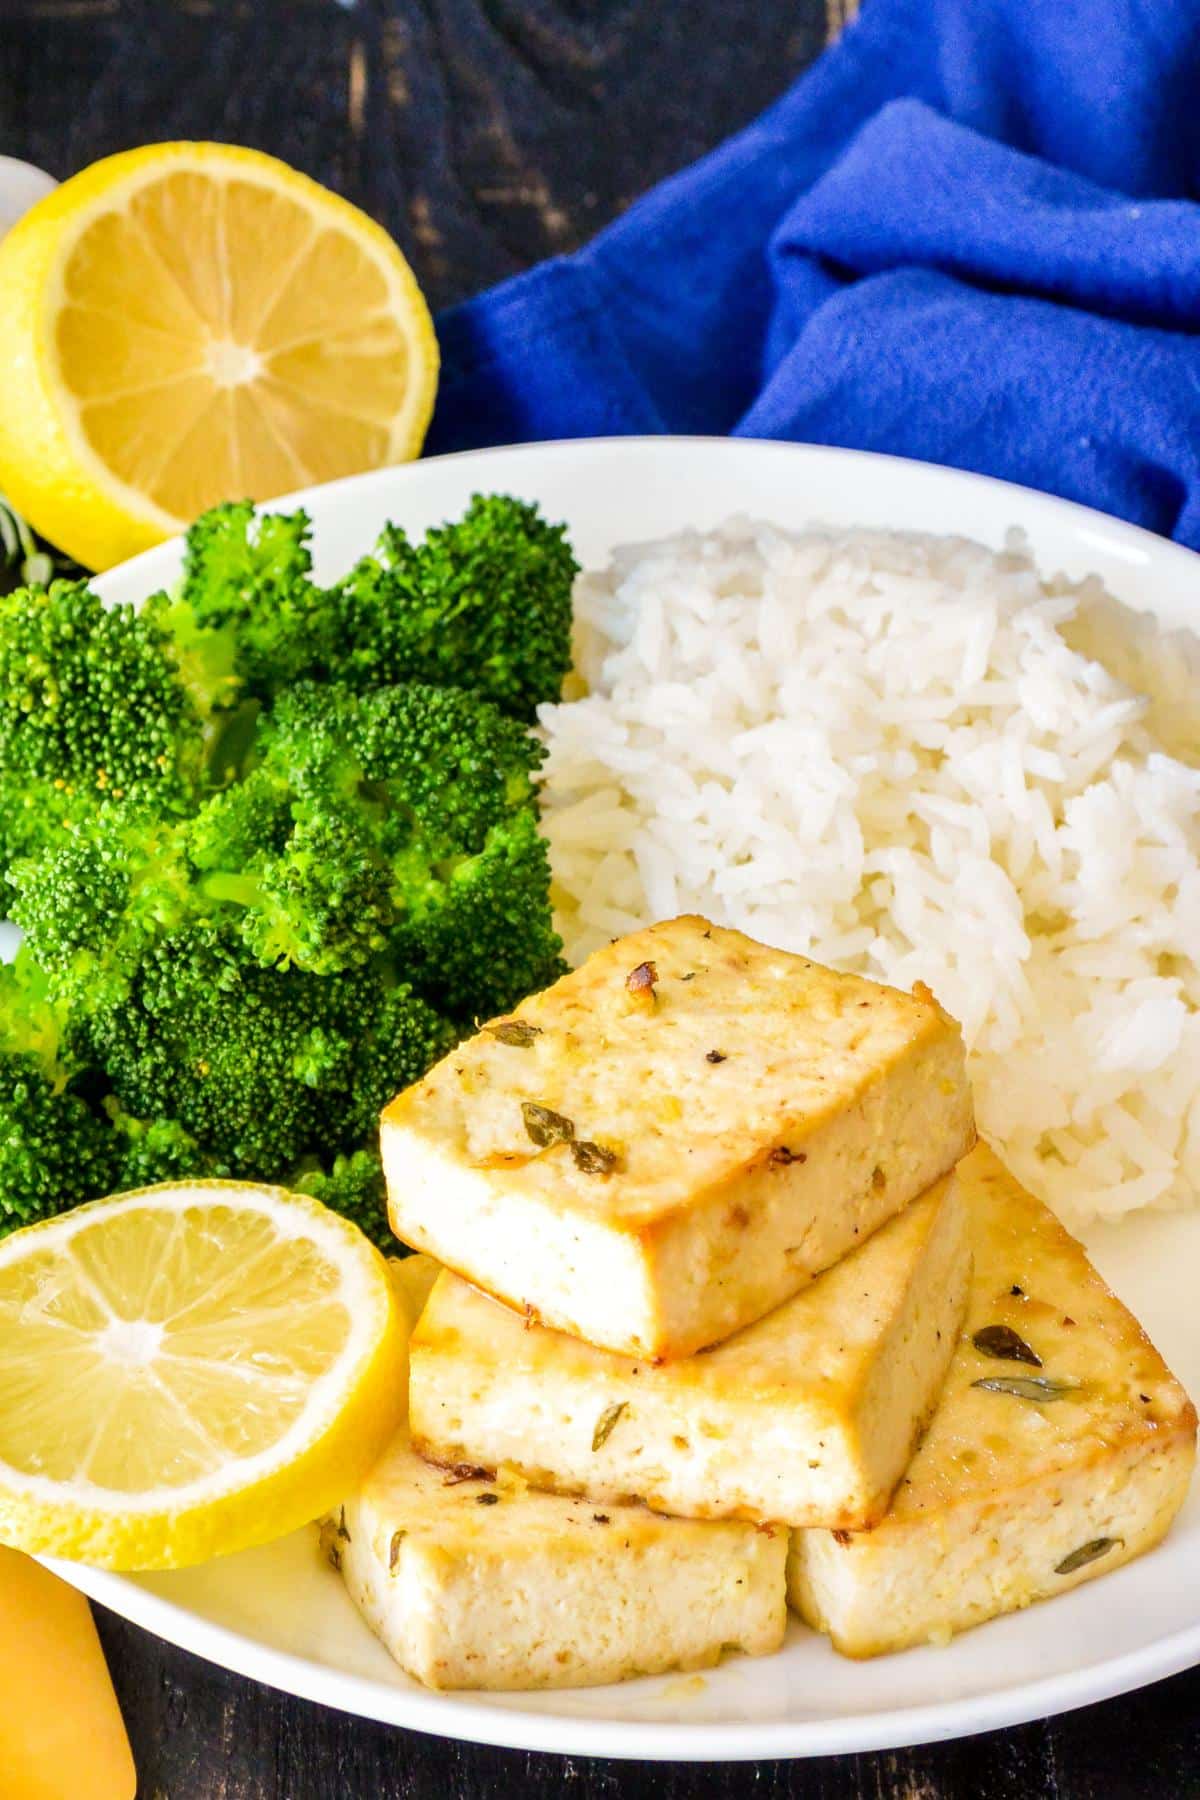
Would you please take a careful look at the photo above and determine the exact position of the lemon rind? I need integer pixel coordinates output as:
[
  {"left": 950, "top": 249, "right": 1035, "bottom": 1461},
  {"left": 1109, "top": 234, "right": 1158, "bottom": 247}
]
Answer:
[
  {"left": 0, "top": 142, "right": 439, "bottom": 571},
  {"left": 0, "top": 1180, "right": 406, "bottom": 1570}
]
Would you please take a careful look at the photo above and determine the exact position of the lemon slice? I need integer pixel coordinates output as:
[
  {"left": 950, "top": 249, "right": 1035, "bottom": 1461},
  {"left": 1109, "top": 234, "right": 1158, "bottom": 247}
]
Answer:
[
  {"left": 0, "top": 142, "right": 439, "bottom": 571},
  {"left": 0, "top": 1181, "right": 404, "bottom": 1569}
]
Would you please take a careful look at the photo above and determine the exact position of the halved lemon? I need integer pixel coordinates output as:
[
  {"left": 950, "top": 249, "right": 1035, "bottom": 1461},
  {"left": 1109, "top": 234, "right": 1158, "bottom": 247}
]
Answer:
[
  {"left": 0, "top": 142, "right": 439, "bottom": 570},
  {"left": 0, "top": 1181, "right": 405, "bottom": 1569}
]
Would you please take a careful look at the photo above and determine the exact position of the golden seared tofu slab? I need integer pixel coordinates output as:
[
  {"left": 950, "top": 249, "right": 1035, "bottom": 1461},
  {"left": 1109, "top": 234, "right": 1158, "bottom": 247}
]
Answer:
[
  {"left": 409, "top": 1174, "right": 969, "bottom": 1529},
  {"left": 788, "top": 1144, "right": 1198, "bottom": 1657},
  {"left": 330, "top": 1430, "right": 787, "bottom": 1693},
  {"left": 382, "top": 915, "right": 974, "bottom": 1358}
]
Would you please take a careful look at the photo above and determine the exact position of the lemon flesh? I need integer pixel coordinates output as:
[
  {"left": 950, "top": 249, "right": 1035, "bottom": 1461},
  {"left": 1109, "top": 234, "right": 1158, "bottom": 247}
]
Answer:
[
  {"left": 0, "top": 142, "right": 439, "bottom": 570},
  {"left": 0, "top": 1182, "right": 404, "bottom": 1569}
]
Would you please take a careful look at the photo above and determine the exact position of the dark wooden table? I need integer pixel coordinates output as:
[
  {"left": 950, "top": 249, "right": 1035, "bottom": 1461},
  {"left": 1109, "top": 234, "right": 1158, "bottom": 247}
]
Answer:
[{"left": 2, "top": 2, "right": 1198, "bottom": 1793}]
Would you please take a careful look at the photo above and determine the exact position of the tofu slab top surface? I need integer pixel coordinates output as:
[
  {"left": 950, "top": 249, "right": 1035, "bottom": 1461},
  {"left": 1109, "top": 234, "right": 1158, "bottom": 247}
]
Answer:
[
  {"left": 888, "top": 1143, "right": 1196, "bottom": 1523},
  {"left": 344, "top": 1431, "right": 776, "bottom": 1559},
  {"left": 383, "top": 916, "right": 973, "bottom": 1356},
  {"left": 386, "top": 915, "right": 962, "bottom": 1226},
  {"left": 789, "top": 1144, "right": 1197, "bottom": 1656}
]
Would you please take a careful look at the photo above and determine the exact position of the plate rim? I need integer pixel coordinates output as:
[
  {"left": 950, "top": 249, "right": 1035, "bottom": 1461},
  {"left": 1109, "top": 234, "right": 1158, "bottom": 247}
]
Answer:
[
  {"left": 49, "top": 1553, "right": 1200, "bottom": 1762},
  {"left": 65, "top": 434, "right": 1200, "bottom": 1759},
  {"left": 98, "top": 432, "right": 1200, "bottom": 598}
]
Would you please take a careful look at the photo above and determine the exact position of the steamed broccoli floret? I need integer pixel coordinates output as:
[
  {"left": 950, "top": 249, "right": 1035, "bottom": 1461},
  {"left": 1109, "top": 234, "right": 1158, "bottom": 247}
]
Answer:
[
  {"left": 180, "top": 502, "right": 315, "bottom": 635},
  {"left": 82, "top": 926, "right": 455, "bottom": 1179},
  {"left": 0, "top": 491, "right": 576, "bottom": 1243},
  {"left": 165, "top": 495, "right": 577, "bottom": 723},
  {"left": 260, "top": 678, "right": 545, "bottom": 842},
  {"left": 0, "top": 936, "right": 209, "bottom": 1220},
  {"left": 5, "top": 833, "right": 128, "bottom": 1016},
  {"left": 393, "top": 806, "right": 568, "bottom": 1022},
  {"left": 107, "top": 1106, "right": 210, "bottom": 1192},
  {"left": 148, "top": 501, "right": 325, "bottom": 703},
  {"left": 81, "top": 926, "right": 355, "bottom": 1174},
  {"left": 6, "top": 809, "right": 196, "bottom": 1020},
  {"left": 185, "top": 768, "right": 293, "bottom": 869},
  {"left": 0, "top": 949, "right": 76, "bottom": 1084},
  {"left": 189, "top": 681, "right": 562, "bottom": 1007},
  {"left": 0, "top": 580, "right": 208, "bottom": 874},
  {"left": 208, "top": 801, "right": 394, "bottom": 976},
  {"left": 290, "top": 1150, "right": 392, "bottom": 1252},
  {"left": 0, "top": 774, "right": 91, "bottom": 895},
  {"left": 335, "top": 982, "right": 459, "bottom": 1143},
  {"left": 0, "top": 580, "right": 196, "bottom": 793},
  {"left": 0, "top": 1050, "right": 121, "bottom": 1232},
  {"left": 322, "top": 495, "right": 576, "bottom": 720},
  {"left": 189, "top": 775, "right": 394, "bottom": 975},
  {"left": 351, "top": 680, "right": 548, "bottom": 848}
]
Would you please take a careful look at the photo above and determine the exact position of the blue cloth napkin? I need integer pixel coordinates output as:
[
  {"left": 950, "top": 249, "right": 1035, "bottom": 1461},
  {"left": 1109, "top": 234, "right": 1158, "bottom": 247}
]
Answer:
[{"left": 427, "top": 0, "right": 1200, "bottom": 549}]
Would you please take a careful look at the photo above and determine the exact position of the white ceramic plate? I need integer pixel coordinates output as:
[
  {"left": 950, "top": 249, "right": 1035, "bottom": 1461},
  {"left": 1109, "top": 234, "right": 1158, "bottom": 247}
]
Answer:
[{"left": 44, "top": 438, "right": 1200, "bottom": 1760}]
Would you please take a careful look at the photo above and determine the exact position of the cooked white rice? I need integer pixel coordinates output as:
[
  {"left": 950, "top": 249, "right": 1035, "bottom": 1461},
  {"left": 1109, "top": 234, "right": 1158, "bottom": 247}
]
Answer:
[{"left": 537, "top": 519, "right": 1200, "bottom": 1227}]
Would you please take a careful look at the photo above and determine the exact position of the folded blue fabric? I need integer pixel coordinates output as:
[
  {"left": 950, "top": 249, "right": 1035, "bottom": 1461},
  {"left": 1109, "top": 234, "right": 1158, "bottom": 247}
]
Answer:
[{"left": 428, "top": 0, "right": 1200, "bottom": 548}]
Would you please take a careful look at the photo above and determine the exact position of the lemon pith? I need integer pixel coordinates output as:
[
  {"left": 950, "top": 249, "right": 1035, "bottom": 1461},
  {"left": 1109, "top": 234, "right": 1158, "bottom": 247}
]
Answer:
[
  {"left": 0, "top": 142, "right": 439, "bottom": 571},
  {"left": 0, "top": 1180, "right": 405, "bottom": 1569}
]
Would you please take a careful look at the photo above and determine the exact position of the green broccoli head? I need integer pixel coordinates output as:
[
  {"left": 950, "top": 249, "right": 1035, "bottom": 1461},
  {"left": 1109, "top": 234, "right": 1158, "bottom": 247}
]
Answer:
[
  {"left": 0, "top": 579, "right": 207, "bottom": 874},
  {"left": 181, "top": 501, "right": 314, "bottom": 625},
  {"left": 149, "top": 500, "right": 327, "bottom": 703},
  {"left": 80, "top": 926, "right": 346, "bottom": 1175},
  {"left": 393, "top": 806, "right": 567, "bottom": 1022},
  {"left": 260, "top": 678, "right": 546, "bottom": 844},
  {"left": 82, "top": 926, "right": 455, "bottom": 1179},
  {"left": 0, "top": 579, "right": 195, "bottom": 792},
  {"left": 324, "top": 495, "right": 577, "bottom": 720},
  {"left": 5, "top": 834, "right": 127, "bottom": 1011},
  {"left": 352, "top": 680, "right": 548, "bottom": 850},
  {"left": 0, "top": 1050, "right": 121, "bottom": 1232},
  {"left": 193, "top": 790, "right": 396, "bottom": 976},
  {"left": 106, "top": 1106, "right": 210, "bottom": 1192},
  {"left": 5, "top": 808, "right": 196, "bottom": 1020},
  {"left": 0, "top": 490, "right": 579, "bottom": 1243},
  {"left": 0, "top": 771, "right": 94, "bottom": 886},
  {"left": 290, "top": 1150, "right": 393, "bottom": 1253},
  {"left": 188, "top": 681, "right": 557, "bottom": 996},
  {"left": 334, "top": 981, "right": 460, "bottom": 1144},
  {"left": 185, "top": 708, "right": 395, "bottom": 977},
  {"left": 0, "top": 948, "right": 211, "bottom": 1231},
  {"left": 185, "top": 767, "right": 293, "bottom": 869}
]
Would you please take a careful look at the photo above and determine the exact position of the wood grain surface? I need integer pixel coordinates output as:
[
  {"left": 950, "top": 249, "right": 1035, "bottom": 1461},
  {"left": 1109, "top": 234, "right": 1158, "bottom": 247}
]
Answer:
[
  {"left": 0, "top": 0, "right": 830, "bottom": 311},
  {"left": 2, "top": 0, "right": 1198, "bottom": 1793},
  {"left": 91, "top": 1606, "right": 1200, "bottom": 1798}
]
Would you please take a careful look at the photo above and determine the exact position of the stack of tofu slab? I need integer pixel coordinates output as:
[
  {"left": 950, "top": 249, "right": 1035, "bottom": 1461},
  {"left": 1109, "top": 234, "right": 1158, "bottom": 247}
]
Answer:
[{"left": 331, "top": 917, "right": 1196, "bottom": 1691}]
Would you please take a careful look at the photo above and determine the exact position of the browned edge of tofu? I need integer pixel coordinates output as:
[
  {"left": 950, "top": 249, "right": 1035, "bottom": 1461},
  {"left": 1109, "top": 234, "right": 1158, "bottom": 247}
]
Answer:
[
  {"left": 791, "top": 1418, "right": 1196, "bottom": 1658},
  {"left": 788, "top": 1144, "right": 1197, "bottom": 1656},
  {"left": 382, "top": 915, "right": 974, "bottom": 1359}
]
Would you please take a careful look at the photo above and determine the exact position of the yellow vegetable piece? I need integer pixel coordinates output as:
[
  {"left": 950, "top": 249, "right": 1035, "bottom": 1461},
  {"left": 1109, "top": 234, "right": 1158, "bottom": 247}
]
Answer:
[
  {"left": 0, "top": 142, "right": 439, "bottom": 569},
  {"left": 0, "top": 1547, "right": 135, "bottom": 1799}
]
